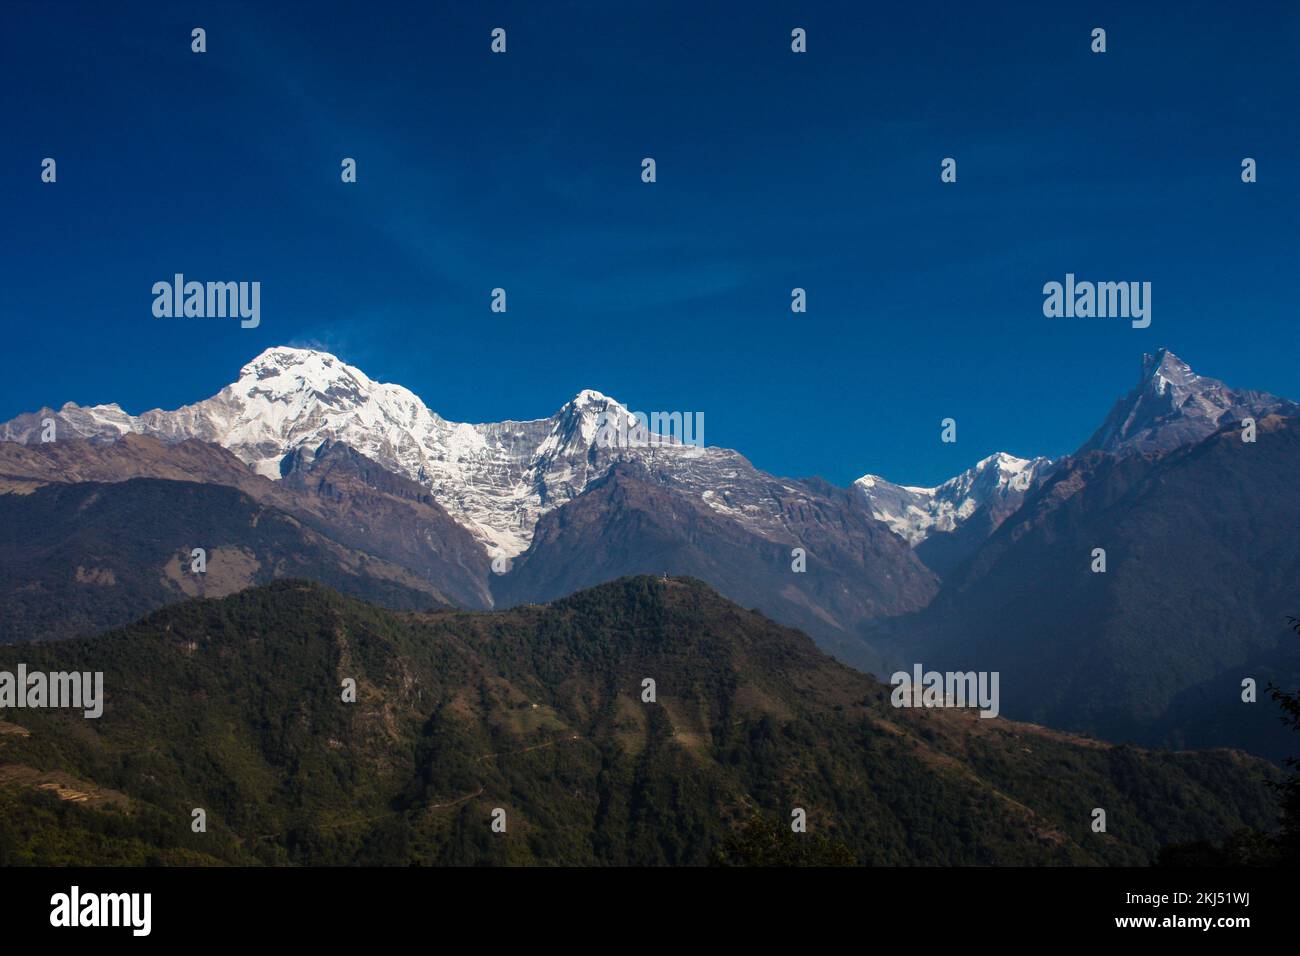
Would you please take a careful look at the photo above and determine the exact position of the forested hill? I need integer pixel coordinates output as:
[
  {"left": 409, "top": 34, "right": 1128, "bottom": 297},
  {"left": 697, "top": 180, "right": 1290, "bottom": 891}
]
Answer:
[{"left": 0, "top": 577, "right": 1281, "bottom": 866}]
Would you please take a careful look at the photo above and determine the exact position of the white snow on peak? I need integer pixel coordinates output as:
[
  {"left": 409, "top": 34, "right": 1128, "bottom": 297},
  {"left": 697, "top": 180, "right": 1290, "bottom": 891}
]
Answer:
[
  {"left": 854, "top": 452, "right": 1054, "bottom": 545},
  {"left": 21, "top": 346, "right": 741, "bottom": 558},
  {"left": 18, "top": 344, "right": 1065, "bottom": 561},
  {"left": 569, "top": 388, "right": 614, "bottom": 406}
]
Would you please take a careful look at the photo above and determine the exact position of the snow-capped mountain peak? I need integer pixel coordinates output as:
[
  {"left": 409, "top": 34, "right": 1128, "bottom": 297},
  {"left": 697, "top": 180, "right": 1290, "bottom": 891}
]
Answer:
[
  {"left": 1080, "top": 348, "right": 1296, "bottom": 456},
  {"left": 855, "top": 452, "right": 1055, "bottom": 545},
  {"left": 857, "top": 350, "right": 1297, "bottom": 549},
  {"left": 5, "top": 347, "right": 737, "bottom": 558},
  {"left": 236, "top": 347, "right": 382, "bottom": 405},
  {"left": 568, "top": 388, "right": 616, "bottom": 407}
]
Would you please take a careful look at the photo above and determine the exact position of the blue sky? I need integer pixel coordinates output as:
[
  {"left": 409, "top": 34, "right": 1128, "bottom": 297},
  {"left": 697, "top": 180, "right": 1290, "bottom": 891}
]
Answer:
[{"left": 3, "top": 0, "right": 1298, "bottom": 486}]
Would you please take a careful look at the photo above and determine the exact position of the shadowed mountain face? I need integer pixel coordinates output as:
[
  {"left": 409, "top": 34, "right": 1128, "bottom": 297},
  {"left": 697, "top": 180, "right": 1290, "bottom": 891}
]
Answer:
[
  {"left": 277, "top": 440, "right": 491, "bottom": 608},
  {"left": 0, "top": 577, "right": 1280, "bottom": 866},
  {"left": 0, "top": 434, "right": 493, "bottom": 616},
  {"left": 0, "top": 432, "right": 268, "bottom": 496},
  {"left": 0, "top": 478, "right": 450, "bottom": 643},
  {"left": 0, "top": 430, "right": 933, "bottom": 661},
  {"left": 889, "top": 414, "right": 1300, "bottom": 761},
  {"left": 492, "top": 463, "right": 937, "bottom": 672}
]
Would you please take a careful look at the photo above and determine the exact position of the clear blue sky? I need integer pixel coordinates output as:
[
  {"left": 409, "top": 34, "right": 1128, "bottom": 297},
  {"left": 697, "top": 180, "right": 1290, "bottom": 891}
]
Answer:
[{"left": 2, "top": 0, "right": 1297, "bottom": 486}]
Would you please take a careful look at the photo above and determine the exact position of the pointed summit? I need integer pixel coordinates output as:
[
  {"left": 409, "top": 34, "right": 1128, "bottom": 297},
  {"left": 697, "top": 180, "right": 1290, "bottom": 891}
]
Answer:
[
  {"left": 568, "top": 388, "right": 617, "bottom": 407},
  {"left": 1135, "top": 348, "right": 1203, "bottom": 401},
  {"left": 551, "top": 388, "right": 628, "bottom": 431},
  {"left": 1142, "top": 347, "right": 1192, "bottom": 382},
  {"left": 532, "top": 388, "right": 629, "bottom": 464},
  {"left": 1080, "top": 349, "right": 1295, "bottom": 456}
]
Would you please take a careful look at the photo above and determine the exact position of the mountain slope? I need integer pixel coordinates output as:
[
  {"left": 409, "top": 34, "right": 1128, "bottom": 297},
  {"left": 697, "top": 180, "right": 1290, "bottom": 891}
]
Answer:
[
  {"left": 0, "top": 577, "right": 1281, "bottom": 866},
  {"left": 0, "top": 434, "right": 493, "bottom": 611},
  {"left": 493, "top": 463, "right": 937, "bottom": 671},
  {"left": 277, "top": 439, "right": 491, "bottom": 607},
  {"left": 889, "top": 414, "right": 1300, "bottom": 759},
  {"left": 0, "top": 478, "right": 450, "bottom": 643},
  {"left": 1080, "top": 348, "right": 1297, "bottom": 456}
]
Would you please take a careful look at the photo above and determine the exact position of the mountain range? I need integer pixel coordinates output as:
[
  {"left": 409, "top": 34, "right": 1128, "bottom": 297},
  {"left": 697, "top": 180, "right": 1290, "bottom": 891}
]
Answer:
[
  {"left": 1, "top": 345, "right": 1297, "bottom": 760},
  {"left": 0, "top": 346, "right": 942, "bottom": 665}
]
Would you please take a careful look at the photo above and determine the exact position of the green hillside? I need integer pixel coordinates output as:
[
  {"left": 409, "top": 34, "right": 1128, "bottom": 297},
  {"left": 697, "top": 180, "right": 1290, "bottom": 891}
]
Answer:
[{"left": 0, "top": 577, "right": 1282, "bottom": 865}]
